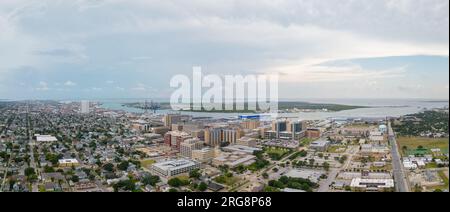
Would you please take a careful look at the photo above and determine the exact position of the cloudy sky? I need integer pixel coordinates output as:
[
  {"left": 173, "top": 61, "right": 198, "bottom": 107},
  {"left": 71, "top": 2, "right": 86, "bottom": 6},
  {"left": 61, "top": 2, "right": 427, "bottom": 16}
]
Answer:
[{"left": 0, "top": 0, "right": 448, "bottom": 100}]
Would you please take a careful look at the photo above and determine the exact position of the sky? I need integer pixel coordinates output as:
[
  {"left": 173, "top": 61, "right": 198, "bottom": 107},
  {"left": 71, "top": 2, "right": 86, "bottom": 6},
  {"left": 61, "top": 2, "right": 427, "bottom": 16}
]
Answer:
[{"left": 0, "top": 0, "right": 448, "bottom": 100}]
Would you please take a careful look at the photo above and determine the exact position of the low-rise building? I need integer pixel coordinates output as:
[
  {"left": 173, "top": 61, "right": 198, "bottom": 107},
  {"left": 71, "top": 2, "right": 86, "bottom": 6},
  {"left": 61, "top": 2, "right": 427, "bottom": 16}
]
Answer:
[
  {"left": 213, "top": 152, "right": 256, "bottom": 168},
  {"left": 150, "top": 159, "right": 201, "bottom": 179},
  {"left": 350, "top": 178, "right": 394, "bottom": 192},
  {"left": 309, "top": 140, "right": 330, "bottom": 152},
  {"left": 58, "top": 159, "right": 80, "bottom": 167},
  {"left": 222, "top": 145, "right": 262, "bottom": 154},
  {"left": 35, "top": 134, "right": 58, "bottom": 142},
  {"left": 305, "top": 128, "right": 321, "bottom": 139}
]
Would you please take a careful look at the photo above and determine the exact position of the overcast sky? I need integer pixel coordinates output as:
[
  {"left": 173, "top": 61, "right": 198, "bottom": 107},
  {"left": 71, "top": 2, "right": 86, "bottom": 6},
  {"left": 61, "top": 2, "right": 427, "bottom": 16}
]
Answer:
[{"left": 0, "top": 0, "right": 448, "bottom": 100}]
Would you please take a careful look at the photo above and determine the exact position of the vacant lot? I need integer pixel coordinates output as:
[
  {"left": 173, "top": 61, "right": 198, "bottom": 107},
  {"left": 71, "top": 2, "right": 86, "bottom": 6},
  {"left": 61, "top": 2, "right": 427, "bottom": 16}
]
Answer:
[{"left": 397, "top": 137, "right": 449, "bottom": 156}]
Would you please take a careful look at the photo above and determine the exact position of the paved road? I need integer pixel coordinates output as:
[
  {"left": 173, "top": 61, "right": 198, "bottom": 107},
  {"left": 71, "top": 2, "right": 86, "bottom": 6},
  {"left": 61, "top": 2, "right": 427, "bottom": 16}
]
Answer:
[
  {"left": 26, "top": 103, "right": 39, "bottom": 192},
  {"left": 318, "top": 168, "right": 339, "bottom": 192},
  {"left": 388, "top": 121, "right": 410, "bottom": 192},
  {"left": 0, "top": 111, "right": 16, "bottom": 192},
  {"left": 317, "top": 145, "right": 358, "bottom": 192},
  {"left": 1, "top": 153, "right": 13, "bottom": 192}
]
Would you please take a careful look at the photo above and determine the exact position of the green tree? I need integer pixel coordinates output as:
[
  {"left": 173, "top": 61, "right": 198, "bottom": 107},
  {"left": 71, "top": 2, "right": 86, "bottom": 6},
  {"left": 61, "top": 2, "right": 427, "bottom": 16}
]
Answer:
[
  {"left": 198, "top": 182, "right": 208, "bottom": 192},
  {"left": 142, "top": 175, "right": 160, "bottom": 186},
  {"left": 43, "top": 165, "right": 55, "bottom": 173},
  {"left": 189, "top": 169, "right": 201, "bottom": 179},
  {"left": 103, "top": 163, "right": 115, "bottom": 172},
  {"left": 71, "top": 175, "right": 80, "bottom": 183},
  {"left": 169, "top": 188, "right": 178, "bottom": 192},
  {"left": 117, "top": 161, "right": 129, "bottom": 171},
  {"left": 168, "top": 178, "right": 189, "bottom": 187},
  {"left": 24, "top": 167, "right": 35, "bottom": 177},
  {"left": 323, "top": 162, "right": 330, "bottom": 171}
]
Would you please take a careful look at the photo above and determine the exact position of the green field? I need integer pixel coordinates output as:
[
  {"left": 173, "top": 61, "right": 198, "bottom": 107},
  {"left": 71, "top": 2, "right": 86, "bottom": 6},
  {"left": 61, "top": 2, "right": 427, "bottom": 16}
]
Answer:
[
  {"left": 300, "top": 138, "right": 316, "bottom": 146},
  {"left": 264, "top": 147, "right": 291, "bottom": 161},
  {"left": 327, "top": 145, "right": 347, "bottom": 153},
  {"left": 214, "top": 175, "right": 240, "bottom": 187},
  {"left": 397, "top": 137, "right": 449, "bottom": 156},
  {"left": 140, "top": 159, "right": 156, "bottom": 168}
]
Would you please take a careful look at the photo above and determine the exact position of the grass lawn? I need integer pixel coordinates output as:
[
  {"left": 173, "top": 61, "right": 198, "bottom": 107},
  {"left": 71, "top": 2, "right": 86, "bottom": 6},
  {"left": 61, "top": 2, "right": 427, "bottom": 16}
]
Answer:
[
  {"left": 438, "top": 171, "right": 449, "bottom": 187},
  {"left": 140, "top": 159, "right": 156, "bottom": 168},
  {"left": 300, "top": 138, "right": 315, "bottom": 146},
  {"left": 370, "top": 163, "right": 392, "bottom": 171},
  {"left": 265, "top": 147, "right": 291, "bottom": 160},
  {"left": 265, "top": 147, "right": 290, "bottom": 155},
  {"left": 425, "top": 162, "right": 438, "bottom": 169},
  {"left": 397, "top": 137, "right": 449, "bottom": 156},
  {"left": 177, "top": 175, "right": 190, "bottom": 182},
  {"left": 327, "top": 145, "right": 347, "bottom": 153},
  {"left": 214, "top": 175, "right": 241, "bottom": 187}
]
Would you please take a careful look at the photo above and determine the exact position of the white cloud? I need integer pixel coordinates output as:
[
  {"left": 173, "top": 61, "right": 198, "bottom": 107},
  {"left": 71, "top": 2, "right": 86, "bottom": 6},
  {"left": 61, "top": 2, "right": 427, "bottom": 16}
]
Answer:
[
  {"left": 36, "top": 81, "right": 49, "bottom": 91},
  {"left": 275, "top": 64, "right": 407, "bottom": 83},
  {"left": 0, "top": 0, "right": 448, "bottom": 99},
  {"left": 91, "top": 87, "right": 103, "bottom": 91},
  {"left": 131, "top": 83, "right": 147, "bottom": 91},
  {"left": 64, "top": 80, "right": 77, "bottom": 86}
]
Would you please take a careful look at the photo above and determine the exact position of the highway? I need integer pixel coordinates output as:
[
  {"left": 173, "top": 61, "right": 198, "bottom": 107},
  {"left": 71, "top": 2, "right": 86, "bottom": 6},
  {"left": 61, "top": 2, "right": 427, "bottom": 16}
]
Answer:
[{"left": 388, "top": 121, "right": 410, "bottom": 192}]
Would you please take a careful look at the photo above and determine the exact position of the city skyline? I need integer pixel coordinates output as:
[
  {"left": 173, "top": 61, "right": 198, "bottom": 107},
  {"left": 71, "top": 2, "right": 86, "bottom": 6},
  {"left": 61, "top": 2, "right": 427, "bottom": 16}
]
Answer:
[{"left": 0, "top": 0, "right": 449, "bottom": 100}]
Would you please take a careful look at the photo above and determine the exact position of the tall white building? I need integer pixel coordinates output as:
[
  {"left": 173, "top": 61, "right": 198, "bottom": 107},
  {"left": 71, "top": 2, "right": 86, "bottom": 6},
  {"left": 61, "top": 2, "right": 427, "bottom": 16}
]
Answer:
[{"left": 81, "top": 100, "right": 90, "bottom": 114}]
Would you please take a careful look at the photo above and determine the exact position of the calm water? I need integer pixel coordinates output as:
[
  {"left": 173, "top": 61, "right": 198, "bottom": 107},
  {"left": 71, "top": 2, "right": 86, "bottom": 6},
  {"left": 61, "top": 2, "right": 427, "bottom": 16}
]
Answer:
[{"left": 99, "top": 99, "right": 449, "bottom": 120}]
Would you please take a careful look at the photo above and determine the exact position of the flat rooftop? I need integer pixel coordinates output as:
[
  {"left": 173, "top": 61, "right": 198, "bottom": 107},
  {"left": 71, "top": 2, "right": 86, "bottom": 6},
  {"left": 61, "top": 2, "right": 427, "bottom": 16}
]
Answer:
[
  {"left": 152, "top": 159, "right": 197, "bottom": 171},
  {"left": 36, "top": 135, "right": 58, "bottom": 142},
  {"left": 59, "top": 159, "right": 78, "bottom": 164},
  {"left": 222, "top": 145, "right": 261, "bottom": 154},
  {"left": 310, "top": 140, "right": 330, "bottom": 147}
]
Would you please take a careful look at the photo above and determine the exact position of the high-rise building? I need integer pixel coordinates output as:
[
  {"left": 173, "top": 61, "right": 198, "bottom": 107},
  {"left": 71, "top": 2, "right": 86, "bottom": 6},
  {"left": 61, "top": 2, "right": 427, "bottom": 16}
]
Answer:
[
  {"left": 192, "top": 148, "right": 216, "bottom": 163},
  {"left": 180, "top": 138, "right": 204, "bottom": 158},
  {"left": 80, "top": 100, "right": 90, "bottom": 114},
  {"left": 272, "top": 120, "right": 287, "bottom": 138},
  {"left": 288, "top": 120, "right": 305, "bottom": 133},
  {"left": 164, "top": 131, "right": 192, "bottom": 150},
  {"left": 222, "top": 128, "right": 243, "bottom": 144},
  {"left": 286, "top": 120, "right": 306, "bottom": 139},
  {"left": 204, "top": 128, "right": 222, "bottom": 147},
  {"left": 271, "top": 120, "right": 306, "bottom": 140},
  {"left": 241, "top": 120, "right": 260, "bottom": 130}
]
